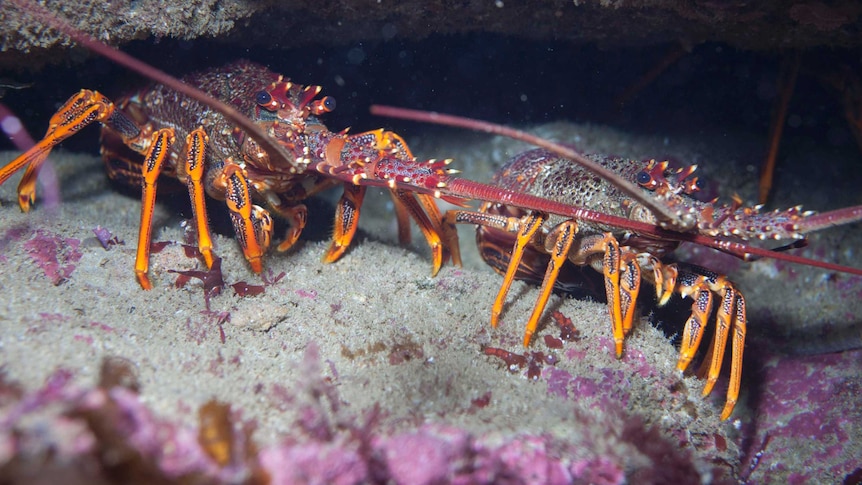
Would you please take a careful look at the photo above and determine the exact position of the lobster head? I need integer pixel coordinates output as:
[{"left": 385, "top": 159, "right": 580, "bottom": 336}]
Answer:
[
  {"left": 253, "top": 77, "right": 336, "bottom": 133},
  {"left": 240, "top": 77, "right": 338, "bottom": 174}
]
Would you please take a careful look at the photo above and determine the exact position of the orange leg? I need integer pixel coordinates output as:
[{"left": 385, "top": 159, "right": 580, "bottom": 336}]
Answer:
[
  {"left": 390, "top": 189, "right": 447, "bottom": 276},
  {"left": 446, "top": 209, "right": 611, "bottom": 347},
  {"left": 323, "top": 183, "right": 366, "bottom": 263},
  {"left": 694, "top": 278, "right": 746, "bottom": 420},
  {"left": 602, "top": 236, "right": 624, "bottom": 357},
  {"left": 723, "top": 296, "right": 747, "bottom": 420},
  {"left": 444, "top": 208, "right": 547, "bottom": 329},
  {"left": 377, "top": 130, "right": 461, "bottom": 268},
  {"left": 675, "top": 278, "right": 714, "bottom": 372},
  {"left": 184, "top": 127, "right": 215, "bottom": 268},
  {"left": 619, "top": 253, "right": 642, "bottom": 336},
  {"left": 273, "top": 204, "right": 308, "bottom": 253},
  {"left": 414, "top": 191, "right": 461, "bottom": 268},
  {"left": 489, "top": 212, "right": 546, "bottom": 329},
  {"left": 321, "top": 129, "right": 458, "bottom": 271},
  {"left": 522, "top": 220, "right": 577, "bottom": 346},
  {"left": 220, "top": 165, "right": 273, "bottom": 273},
  {"left": 135, "top": 129, "right": 176, "bottom": 289},
  {"left": 0, "top": 90, "right": 116, "bottom": 211},
  {"left": 638, "top": 259, "right": 746, "bottom": 420},
  {"left": 697, "top": 282, "right": 735, "bottom": 394},
  {"left": 567, "top": 233, "right": 626, "bottom": 356}
]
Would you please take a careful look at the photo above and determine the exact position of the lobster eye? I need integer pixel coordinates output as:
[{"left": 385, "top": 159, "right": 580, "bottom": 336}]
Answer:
[
  {"left": 636, "top": 170, "right": 652, "bottom": 186},
  {"left": 322, "top": 96, "right": 336, "bottom": 111},
  {"left": 255, "top": 90, "right": 272, "bottom": 106}
]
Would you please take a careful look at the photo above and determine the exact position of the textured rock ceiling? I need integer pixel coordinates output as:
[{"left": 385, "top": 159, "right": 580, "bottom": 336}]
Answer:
[{"left": 2, "top": 0, "right": 861, "bottom": 69}]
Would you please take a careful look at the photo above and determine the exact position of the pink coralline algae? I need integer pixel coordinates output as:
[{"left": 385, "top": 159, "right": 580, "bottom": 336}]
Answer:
[
  {"left": 0, "top": 344, "right": 715, "bottom": 484},
  {"left": 544, "top": 367, "right": 630, "bottom": 410},
  {"left": 379, "top": 427, "right": 472, "bottom": 484},
  {"left": 1, "top": 369, "right": 627, "bottom": 485},
  {"left": 0, "top": 360, "right": 683, "bottom": 485},
  {"left": 23, "top": 229, "right": 82, "bottom": 285},
  {"left": 261, "top": 442, "right": 369, "bottom": 485},
  {"left": 748, "top": 349, "right": 862, "bottom": 483}
]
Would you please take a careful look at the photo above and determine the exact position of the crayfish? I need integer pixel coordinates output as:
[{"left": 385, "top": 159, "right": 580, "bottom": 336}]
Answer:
[
  {"left": 0, "top": 60, "right": 466, "bottom": 289},
  {"left": 371, "top": 106, "right": 862, "bottom": 420}
]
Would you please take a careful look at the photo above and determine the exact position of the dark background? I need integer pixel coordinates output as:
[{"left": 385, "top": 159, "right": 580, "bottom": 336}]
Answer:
[{"left": 2, "top": 35, "right": 859, "bottom": 163}]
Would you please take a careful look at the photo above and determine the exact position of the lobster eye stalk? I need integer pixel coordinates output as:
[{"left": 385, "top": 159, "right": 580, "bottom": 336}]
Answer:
[
  {"left": 636, "top": 170, "right": 652, "bottom": 186},
  {"left": 310, "top": 96, "right": 336, "bottom": 116},
  {"left": 255, "top": 90, "right": 275, "bottom": 109}
]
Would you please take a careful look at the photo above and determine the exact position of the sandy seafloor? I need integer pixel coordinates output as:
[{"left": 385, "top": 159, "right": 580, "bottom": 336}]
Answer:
[{"left": 1, "top": 119, "right": 861, "bottom": 483}]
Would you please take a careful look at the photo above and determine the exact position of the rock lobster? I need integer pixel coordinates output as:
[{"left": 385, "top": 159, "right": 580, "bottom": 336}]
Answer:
[
  {"left": 4, "top": 0, "right": 862, "bottom": 421},
  {"left": 0, "top": 59, "right": 465, "bottom": 289},
  {"left": 370, "top": 107, "right": 862, "bottom": 420}
]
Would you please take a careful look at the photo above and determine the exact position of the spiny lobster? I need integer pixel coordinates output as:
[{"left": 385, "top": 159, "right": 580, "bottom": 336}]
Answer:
[
  {"left": 5, "top": 0, "right": 862, "bottom": 420},
  {"left": 368, "top": 106, "right": 862, "bottom": 420},
  {"left": 0, "top": 59, "right": 464, "bottom": 289}
]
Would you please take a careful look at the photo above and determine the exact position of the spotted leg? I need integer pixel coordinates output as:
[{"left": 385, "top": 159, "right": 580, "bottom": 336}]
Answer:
[
  {"left": 569, "top": 233, "right": 626, "bottom": 357},
  {"left": 444, "top": 208, "right": 546, "bottom": 333},
  {"left": 321, "top": 129, "right": 460, "bottom": 274},
  {"left": 216, "top": 164, "right": 273, "bottom": 274},
  {"left": 0, "top": 90, "right": 142, "bottom": 211},
  {"left": 184, "top": 128, "right": 216, "bottom": 268},
  {"left": 637, "top": 257, "right": 747, "bottom": 420},
  {"left": 323, "top": 184, "right": 366, "bottom": 263},
  {"left": 134, "top": 129, "right": 176, "bottom": 289},
  {"left": 136, "top": 127, "right": 227, "bottom": 288},
  {"left": 522, "top": 220, "right": 577, "bottom": 346},
  {"left": 444, "top": 208, "right": 634, "bottom": 352}
]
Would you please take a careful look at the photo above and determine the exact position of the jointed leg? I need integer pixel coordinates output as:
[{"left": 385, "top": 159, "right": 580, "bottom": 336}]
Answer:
[
  {"left": 273, "top": 204, "right": 308, "bottom": 253},
  {"left": 0, "top": 90, "right": 117, "bottom": 211},
  {"left": 135, "top": 129, "right": 176, "bottom": 289},
  {"left": 570, "top": 233, "right": 625, "bottom": 357},
  {"left": 184, "top": 128, "right": 215, "bottom": 268},
  {"left": 522, "top": 220, "right": 577, "bottom": 346},
  {"left": 675, "top": 274, "right": 714, "bottom": 372},
  {"left": 637, "top": 259, "right": 747, "bottom": 420},
  {"left": 323, "top": 183, "right": 365, "bottom": 262},
  {"left": 414, "top": 191, "right": 461, "bottom": 268},
  {"left": 444, "top": 208, "right": 546, "bottom": 332},
  {"left": 219, "top": 164, "right": 273, "bottom": 273},
  {"left": 723, "top": 297, "right": 746, "bottom": 420},
  {"left": 376, "top": 130, "right": 461, "bottom": 269},
  {"left": 390, "top": 189, "right": 448, "bottom": 276},
  {"left": 319, "top": 129, "right": 460, "bottom": 271},
  {"left": 619, "top": 253, "right": 642, "bottom": 336}
]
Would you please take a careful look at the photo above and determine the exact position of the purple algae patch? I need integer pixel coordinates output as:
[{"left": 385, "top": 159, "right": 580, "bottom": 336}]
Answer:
[
  {"left": 0, "top": 223, "right": 31, "bottom": 252},
  {"left": 23, "top": 229, "right": 82, "bottom": 285},
  {"left": 261, "top": 442, "right": 368, "bottom": 485},
  {"left": 752, "top": 349, "right": 862, "bottom": 482},
  {"left": 544, "top": 367, "right": 630, "bottom": 409},
  {"left": 295, "top": 288, "right": 318, "bottom": 299},
  {"left": 571, "top": 375, "right": 600, "bottom": 400},
  {"left": 494, "top": 435, "right": 575, "bottom": 485},
  {"left": 380, "top": 427, "right": 470, "bottom": 484},
  {"left": 545, "top": 367, "right": 574, "bottom": 398},
  {"left": 621, "top": 348, "right": 656, "bottom": 379},
  {"left": 569, "top": 457, "right": 625, "bottom": 485}
]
